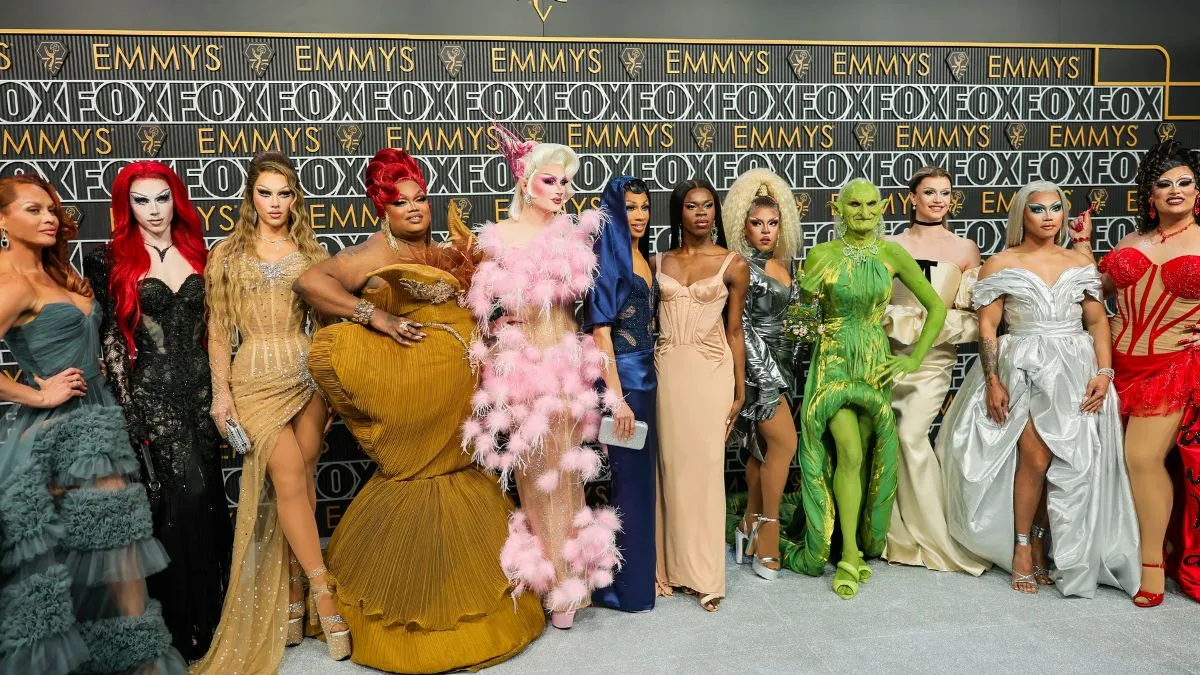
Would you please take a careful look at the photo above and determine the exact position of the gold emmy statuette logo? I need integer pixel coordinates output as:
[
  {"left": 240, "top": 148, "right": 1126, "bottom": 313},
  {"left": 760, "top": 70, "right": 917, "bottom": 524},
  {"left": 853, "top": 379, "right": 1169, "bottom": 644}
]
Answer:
[
  {"left": 521, "top": 123, "right": 546, "bottom": 142},
  {"left": 62, "top": 205, "right": 83, "bottom": 225},
  {"left": 448, "top": 198, "right": 473, "bottom": 231},
  {"left": 137, "top": 125, "right": 167, "bottom": 156},
  {"left": 451, "top": 198, "right": 473, "bottom": 219},
  {"left": 1005, "top": 122, "right": 1027, "bottom": 149},
  {"left": 439, "top": 45, "right": 466, "bottom": 77},
  {"left": 1088, "top": 188, "right": 1109, "bottom": 214},
  {"left": 1157, "top": 122, "right": 1177, "bottom": 142},
  {"left": 794, "top": 192, "right": 812, "bottom": 221},
  {"left": 691, "top": 123, "right": 716, "bottom": 151},
  {"left": 243, "top": 43, "right": 274, "bottom": 77},
  {"left": 950, "top": 190, "right": 967, "bottom": 216},
  {"left": 337, "top": 124, "right": 363, "bottom": 153},
  {"left": 946, "top": 51, "right": 969, "bottom": 82},
  {"left": 853, "top": 122, "right": 877, "bottom": 150},
  {"left": 788, "top": 49, "right": 812, "bottom": 80},
  {"left": 621, "top": 47, "right": 645, "bottom": 79},
  {"left": 36, "top": 41, "right": 68, "bottom": 76},
  {"left": 521, "top": 0, "right": 568, "bottom": 23}
]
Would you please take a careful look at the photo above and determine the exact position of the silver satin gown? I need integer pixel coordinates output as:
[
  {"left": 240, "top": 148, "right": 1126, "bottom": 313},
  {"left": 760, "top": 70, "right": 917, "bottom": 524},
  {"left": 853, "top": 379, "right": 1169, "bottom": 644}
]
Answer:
[
  {"left": 937, "top": 265, "right": 1140, "bottom": 598},
  {"left": 740, "top": 252, "right": 799, "bottom": 424}
]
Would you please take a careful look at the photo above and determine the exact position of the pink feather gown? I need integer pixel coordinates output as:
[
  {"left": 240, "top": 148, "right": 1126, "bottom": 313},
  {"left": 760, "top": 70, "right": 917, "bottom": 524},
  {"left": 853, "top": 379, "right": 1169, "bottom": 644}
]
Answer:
[{"left": 463, "top": 210, "right": 622, "bottom": 612}]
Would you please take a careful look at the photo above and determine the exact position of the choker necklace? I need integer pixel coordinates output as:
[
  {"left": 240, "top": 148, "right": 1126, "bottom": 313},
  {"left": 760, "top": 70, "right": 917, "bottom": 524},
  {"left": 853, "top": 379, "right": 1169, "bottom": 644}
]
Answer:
[
  {"left": 913, "top": 219, "right": 944, "bottom": 226},
  {"left": 146, "top": 242, "right": 173, "bottom": 263}
]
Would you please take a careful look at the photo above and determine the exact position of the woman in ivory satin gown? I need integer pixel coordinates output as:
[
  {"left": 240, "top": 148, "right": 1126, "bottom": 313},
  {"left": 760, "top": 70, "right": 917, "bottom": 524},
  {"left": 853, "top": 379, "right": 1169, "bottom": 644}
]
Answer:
[
  {"left": 938, "top": 180, "right": 1139, "bottom": 598},
  {"left": 882, "top": 166, "right": 988, "bottom": 575},
  {"left": 655, "top": 177, "right": 749, "bottom": 612}
]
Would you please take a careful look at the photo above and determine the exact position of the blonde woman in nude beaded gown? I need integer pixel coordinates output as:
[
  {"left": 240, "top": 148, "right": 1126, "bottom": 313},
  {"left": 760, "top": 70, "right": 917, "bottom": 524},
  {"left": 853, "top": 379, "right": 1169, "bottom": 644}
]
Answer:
[{"left": 191, "top": 153, "right": 345, "bottom": 674}]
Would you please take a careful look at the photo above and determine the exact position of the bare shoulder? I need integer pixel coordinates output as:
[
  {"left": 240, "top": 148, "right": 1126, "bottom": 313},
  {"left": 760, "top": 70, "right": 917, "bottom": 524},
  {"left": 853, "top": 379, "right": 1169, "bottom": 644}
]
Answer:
[
  {"left": 1113, "top": 230, "right": 1146, "bottom": 252},
  {"left": 979, "top": 250, "right": 1016, "bottom": 279},
  {"left": 1063, "top": 247, "right": 1095, "bottom": 267},
  {"left": 0, "top": 273, "right": 35, "bottom": 311}
]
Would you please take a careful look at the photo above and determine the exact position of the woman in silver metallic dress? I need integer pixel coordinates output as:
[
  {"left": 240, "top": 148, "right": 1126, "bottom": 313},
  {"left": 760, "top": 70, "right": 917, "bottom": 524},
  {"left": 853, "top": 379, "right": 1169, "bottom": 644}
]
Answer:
[
  {"left": 937, "top": 180, "right": 1139, "bottom": 598},
  {"left": 722, "top": 169, "right": 803, "bottom": 580}
]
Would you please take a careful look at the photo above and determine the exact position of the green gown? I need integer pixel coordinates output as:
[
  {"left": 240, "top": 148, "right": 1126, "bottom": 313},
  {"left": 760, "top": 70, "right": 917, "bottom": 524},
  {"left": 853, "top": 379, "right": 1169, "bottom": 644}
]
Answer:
[{"left": 783, "top": 252, "right": 900, "bottom": 575}]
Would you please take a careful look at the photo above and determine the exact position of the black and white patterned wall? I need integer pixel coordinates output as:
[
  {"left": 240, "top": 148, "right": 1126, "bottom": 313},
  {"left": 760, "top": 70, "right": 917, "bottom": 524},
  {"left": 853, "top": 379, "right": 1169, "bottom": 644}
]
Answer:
[{"left": 0, "top": 31, "right": 1173, "bottom": 533}]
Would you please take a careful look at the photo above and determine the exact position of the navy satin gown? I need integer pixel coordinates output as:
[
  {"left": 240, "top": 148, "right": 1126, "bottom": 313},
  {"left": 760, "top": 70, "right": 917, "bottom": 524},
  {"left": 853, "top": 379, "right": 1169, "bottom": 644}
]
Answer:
[{"left": 584, "top": 176, "right": 658, "bottom": 612}]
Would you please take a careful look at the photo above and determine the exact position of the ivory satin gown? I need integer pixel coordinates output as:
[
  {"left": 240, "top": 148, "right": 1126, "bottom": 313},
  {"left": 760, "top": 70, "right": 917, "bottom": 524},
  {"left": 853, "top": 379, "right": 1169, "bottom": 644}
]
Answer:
[{"left": 882, "top": 261, "right": 989, "bottom": 574}]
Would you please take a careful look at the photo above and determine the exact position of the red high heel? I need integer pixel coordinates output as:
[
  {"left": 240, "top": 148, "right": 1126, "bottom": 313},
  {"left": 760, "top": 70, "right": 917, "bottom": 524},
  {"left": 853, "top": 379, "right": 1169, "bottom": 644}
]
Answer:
[{"left": 1133, "top": 561, "right": 1166, "bottom": 608}]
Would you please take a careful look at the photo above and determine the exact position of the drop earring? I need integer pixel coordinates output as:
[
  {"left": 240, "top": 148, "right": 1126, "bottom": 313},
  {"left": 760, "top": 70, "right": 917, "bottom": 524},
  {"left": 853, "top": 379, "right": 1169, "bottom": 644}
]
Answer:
[
  {"left": 1149, "top": 203, "right": 1157, "bottom": 221},
  {"left": 0, "top": 227, "right": 8, "bottom": 250},
  {"left": 1193, "top": 197, "right": 1199, "bottom": 217},
  {"left": 523, "top": 192, "right": 533, "bottom": 205}
]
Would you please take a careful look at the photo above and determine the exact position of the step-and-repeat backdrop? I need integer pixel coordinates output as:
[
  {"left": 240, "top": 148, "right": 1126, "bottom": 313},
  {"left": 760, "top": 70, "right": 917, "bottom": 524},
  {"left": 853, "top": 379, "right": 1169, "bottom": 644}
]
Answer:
[{"left": 0, "top": 32, "right": 1175, "bottom": 534}]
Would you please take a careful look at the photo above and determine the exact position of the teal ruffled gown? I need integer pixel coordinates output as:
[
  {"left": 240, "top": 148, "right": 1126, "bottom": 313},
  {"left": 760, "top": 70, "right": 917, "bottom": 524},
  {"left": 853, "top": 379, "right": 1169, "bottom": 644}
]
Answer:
[{"left": 0, "top": 301, "right": 185, "bottom": 674}]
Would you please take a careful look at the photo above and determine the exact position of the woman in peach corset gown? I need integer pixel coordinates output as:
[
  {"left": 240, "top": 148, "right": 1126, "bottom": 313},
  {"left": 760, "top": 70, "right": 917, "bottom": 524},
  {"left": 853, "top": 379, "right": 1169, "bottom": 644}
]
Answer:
[{"left": 655, "top": 177, "right": 749, "bottom": 612}]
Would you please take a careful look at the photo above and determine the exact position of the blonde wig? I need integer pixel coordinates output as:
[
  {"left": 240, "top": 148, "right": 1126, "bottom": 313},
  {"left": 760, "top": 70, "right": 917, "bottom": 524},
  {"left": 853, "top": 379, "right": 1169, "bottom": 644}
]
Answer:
[
  {"left": 207, "top": 152, "right": 327, "bottom": 341},
  {"left": 721, "top": 167, "right": 802, "bottom": 262},
  {"left": 508, "top": 143, "right": 580, "bottom": 220},
  {"left": 1005, "top": 180, "right": 1071, "bottom": 248}
]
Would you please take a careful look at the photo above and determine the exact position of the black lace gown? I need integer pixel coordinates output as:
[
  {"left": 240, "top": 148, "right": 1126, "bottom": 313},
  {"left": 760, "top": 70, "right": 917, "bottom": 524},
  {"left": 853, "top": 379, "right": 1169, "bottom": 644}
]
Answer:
[{"left": 84, "top": 246, "right": 233, "bottom": 662}]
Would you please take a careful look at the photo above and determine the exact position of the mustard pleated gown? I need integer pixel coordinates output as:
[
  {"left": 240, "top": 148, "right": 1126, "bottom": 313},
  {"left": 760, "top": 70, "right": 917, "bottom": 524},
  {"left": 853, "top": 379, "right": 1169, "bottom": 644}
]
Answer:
[{"left": 308, "top": 262, "right": 544, "bottom": 673}]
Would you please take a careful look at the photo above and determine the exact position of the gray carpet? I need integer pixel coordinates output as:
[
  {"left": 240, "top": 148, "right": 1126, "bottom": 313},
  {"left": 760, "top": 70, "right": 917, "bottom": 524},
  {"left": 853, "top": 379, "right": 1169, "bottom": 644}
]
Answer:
[{"left": 281, "top": 551, "right": 1200, "bottom": 674}]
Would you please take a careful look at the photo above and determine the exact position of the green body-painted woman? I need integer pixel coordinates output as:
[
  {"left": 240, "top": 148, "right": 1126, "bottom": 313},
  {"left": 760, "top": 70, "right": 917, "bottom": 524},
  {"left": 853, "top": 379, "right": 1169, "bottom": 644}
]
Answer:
[{"left": 784, "top": 178, "right": 947, "bottom": 598}]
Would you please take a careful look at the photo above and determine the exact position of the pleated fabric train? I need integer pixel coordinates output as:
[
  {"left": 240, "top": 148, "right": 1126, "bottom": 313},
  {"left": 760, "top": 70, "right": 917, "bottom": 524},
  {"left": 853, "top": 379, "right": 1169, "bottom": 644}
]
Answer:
[{"left": 309, "top": 263, "right": 544, "bottom": 673}]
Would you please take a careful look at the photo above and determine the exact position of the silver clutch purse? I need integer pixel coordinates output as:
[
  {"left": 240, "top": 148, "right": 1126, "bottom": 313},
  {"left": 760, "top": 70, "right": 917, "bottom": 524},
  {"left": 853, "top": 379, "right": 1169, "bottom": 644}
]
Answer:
[
  {"left": 598, "top": 416, "right": 648, "bottom": 450},
  {"left": 226, "top": 418, "right": 252, "bottom": 455}
]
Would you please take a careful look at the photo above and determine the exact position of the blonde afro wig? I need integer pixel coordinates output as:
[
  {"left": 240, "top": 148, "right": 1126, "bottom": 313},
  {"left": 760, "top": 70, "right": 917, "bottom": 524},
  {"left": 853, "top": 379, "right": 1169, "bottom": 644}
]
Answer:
[{"left": 721, "top": 168, "right": 802, "bottom": 262}]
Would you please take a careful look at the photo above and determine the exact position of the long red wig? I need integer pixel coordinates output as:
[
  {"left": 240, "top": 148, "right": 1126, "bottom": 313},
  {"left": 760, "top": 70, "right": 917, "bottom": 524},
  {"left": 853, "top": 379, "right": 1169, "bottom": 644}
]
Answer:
[
  {"left": 0, "top": 174, "right": 90, "bottom": 297},
  {"left": 108, "top": 161, "right": 208, "bottom": 360}
]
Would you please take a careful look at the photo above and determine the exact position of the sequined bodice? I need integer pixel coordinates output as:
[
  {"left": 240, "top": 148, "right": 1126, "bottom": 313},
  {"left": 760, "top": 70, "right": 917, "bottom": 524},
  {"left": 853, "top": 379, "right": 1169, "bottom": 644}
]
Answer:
[
  {"left": 134, "top": 275, "right": 207, "bottom": 360},
  {"left": 227, "top": 252, "right": 313, "bottom": 377},
  {"left": 1102, "top": 247, "right": 1200, "bottom": 356},
  {"left": 612, "top": 275, "right": 657, "bottom": 355}
]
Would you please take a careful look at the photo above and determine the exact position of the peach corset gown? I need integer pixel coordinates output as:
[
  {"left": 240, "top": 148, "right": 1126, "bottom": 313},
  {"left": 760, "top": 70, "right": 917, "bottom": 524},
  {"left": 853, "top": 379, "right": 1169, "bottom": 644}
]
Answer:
[{"left": 654, "top": 252, "right": 736, "bottom": 599}]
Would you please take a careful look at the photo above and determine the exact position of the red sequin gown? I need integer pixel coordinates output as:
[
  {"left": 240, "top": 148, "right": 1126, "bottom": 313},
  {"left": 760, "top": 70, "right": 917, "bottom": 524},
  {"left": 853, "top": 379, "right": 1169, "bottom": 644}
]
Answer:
[{"left": 1101, "top": 246, "right": 1200, "bottom": 602}]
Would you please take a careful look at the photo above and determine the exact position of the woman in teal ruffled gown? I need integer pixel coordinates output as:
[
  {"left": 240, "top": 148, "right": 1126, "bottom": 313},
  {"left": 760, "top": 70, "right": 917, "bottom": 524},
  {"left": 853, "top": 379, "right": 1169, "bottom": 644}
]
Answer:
[{"left": 0, "top": 175, "right": 185, "bottom": 674}]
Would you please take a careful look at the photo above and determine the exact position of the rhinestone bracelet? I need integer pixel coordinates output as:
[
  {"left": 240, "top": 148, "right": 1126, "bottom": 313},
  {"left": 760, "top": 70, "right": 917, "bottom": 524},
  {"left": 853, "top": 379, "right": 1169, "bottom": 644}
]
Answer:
[
  {"left": 351, "top": 299, "right": 376, "bottom": 326},
  {"left": 1096, "top": 367, "right": 1115, "bottom": 380}
]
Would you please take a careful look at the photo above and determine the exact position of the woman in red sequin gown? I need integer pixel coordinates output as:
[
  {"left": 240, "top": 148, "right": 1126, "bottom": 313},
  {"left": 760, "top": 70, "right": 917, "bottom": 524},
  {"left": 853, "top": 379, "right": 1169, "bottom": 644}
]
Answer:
[{"left": 1074, "top": 140, "right": 1200, "bottom": 606}]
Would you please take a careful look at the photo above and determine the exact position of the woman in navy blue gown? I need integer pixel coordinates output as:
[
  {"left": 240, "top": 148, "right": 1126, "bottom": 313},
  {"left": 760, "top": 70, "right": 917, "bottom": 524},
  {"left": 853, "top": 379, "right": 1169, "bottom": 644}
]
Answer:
[{"left": 584, "top": 176, "right": 658, "bottom": 612}]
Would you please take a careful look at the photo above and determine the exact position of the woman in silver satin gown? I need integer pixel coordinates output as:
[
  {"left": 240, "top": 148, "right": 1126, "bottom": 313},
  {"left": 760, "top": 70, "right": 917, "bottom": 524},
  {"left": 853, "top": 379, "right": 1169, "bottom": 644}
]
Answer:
[
  {"left": 721, "top": 169, "right": 803, "bottom": 581},
  {"left": 937, "top": 180, "right": 1139, "bottom": 598}
]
